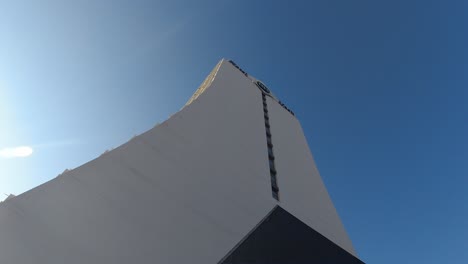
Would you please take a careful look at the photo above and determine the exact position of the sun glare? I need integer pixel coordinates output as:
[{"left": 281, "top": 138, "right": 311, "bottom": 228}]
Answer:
[{"left": 0, "top": 146, "right": 34, "bottom": 158}]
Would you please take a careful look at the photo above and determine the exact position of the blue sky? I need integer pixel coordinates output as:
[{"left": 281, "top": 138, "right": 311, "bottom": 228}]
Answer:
[{"left": 1, "top": 0, "right": 467, "bottom": 263}]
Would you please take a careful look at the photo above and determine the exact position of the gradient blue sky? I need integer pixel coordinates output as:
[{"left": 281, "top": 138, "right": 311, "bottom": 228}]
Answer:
[{"left": 1, "top": 0, "right": 467, "bottom": 263}]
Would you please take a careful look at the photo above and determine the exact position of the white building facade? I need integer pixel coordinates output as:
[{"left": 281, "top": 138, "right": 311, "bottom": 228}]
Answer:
[{"left": 0, "top": 59, "right": 363, "bottom": 263}]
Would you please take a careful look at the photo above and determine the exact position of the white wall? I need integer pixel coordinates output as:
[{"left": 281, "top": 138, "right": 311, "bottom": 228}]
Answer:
[
  {"left": 266, "top": 95, "right": 357, "bottom": 256},
  {"left": 0, "top": 60, "right": 277, "bottom": 263},
  {"left": 0, "top": 59, "right": 357, "bottom": 263}
]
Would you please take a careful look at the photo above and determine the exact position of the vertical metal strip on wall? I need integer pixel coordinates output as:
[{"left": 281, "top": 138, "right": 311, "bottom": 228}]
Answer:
[
  {"left": 262, "top": 94, "right": 280, "bottom": 201},
  {"left": 227, "top": 59, "right": 281, "bottom": 201}
]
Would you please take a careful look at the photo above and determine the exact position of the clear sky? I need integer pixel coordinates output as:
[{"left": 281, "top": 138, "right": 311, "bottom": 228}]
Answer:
[{"left": 1, "top": 0, "right": 467, "bottom": 263}]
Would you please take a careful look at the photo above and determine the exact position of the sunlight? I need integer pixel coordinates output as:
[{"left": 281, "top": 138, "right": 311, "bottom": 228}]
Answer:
[{"left": 0, "top": 146, "right": 33, "bottom": 158}]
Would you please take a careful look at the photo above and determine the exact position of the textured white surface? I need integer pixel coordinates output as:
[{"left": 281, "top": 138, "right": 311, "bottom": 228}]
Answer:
[{"left": 0, "top": 59, "right": 356, "bottom": 262}]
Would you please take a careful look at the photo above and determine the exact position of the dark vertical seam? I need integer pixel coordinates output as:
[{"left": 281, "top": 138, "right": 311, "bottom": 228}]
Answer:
[{"left": 262, "top": 94, "right": 280, "bottom": 201}]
